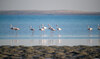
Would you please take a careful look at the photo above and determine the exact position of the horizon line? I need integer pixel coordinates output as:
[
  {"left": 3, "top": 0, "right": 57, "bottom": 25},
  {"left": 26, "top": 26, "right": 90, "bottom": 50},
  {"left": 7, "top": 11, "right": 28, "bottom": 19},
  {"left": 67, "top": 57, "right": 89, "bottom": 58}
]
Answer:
[{"left": 0, "top": 9, "right": 100, "bottom": 13}]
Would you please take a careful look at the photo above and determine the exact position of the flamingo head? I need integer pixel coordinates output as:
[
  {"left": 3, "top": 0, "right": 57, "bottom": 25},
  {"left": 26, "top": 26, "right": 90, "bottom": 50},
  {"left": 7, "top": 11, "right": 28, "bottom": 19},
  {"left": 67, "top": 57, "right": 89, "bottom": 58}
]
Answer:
[
  {"left": 30, "top": 26, "right": 32, "bottom": 29},
  {"left": 56, "top": 24, "right": 58, "bottom": 26},
  {"left": 98, "top": 24, "right": 99, "bottom": 27},
  {"left": 88, "top": 25, "right": 89, "bottom": 28}
]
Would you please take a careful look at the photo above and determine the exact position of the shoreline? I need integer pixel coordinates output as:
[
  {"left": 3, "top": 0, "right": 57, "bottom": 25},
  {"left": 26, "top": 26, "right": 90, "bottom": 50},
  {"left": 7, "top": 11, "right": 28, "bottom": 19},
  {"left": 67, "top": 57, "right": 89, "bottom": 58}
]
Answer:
[
  {"left": 0, "top": 10, "right": 100, "bottom": 15},
  {"left": 0, "top": 39, "right": 100, "bottom": 46}
]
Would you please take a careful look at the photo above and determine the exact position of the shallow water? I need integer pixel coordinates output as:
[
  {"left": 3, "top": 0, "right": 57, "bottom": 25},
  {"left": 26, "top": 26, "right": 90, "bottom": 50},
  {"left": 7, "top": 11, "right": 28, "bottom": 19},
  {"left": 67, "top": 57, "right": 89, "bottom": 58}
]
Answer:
[
  {"left": 0, "top": 15, "right": 100, "bottom": 40},
  {"left": 0, "top": 39, "right": 100, "bottom": 46},
  {"left": 0, "top": 15, "right": 100, "bottom": 46}
]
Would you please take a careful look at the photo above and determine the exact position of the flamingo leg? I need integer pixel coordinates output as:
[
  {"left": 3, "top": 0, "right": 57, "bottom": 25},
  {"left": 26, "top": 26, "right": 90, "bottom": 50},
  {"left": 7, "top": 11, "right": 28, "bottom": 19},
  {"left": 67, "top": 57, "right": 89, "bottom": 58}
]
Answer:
[
  {"left": 32, "top": 31, "right": 34, "bottom": 36},
  {"left": 50, "top": 31, "right": 52, "bottom": 36},
  {"left": 15, "top": 30, "right": 17, "bottom": 36},
  {"left": 88, "top": 31, "right": 92, "bottom": 45}
]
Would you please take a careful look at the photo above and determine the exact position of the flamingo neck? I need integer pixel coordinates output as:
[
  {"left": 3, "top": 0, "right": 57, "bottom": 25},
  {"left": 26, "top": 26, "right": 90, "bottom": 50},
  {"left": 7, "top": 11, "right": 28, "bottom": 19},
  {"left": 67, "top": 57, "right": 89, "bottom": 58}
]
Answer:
[
  {"left": 39, "top": 26, "right": 41, "bottom": 29},
  {"left": 98, "top": 24, "right": 99, "bottom": 28},
  {"left": 30, "top": 27, "right": 32, "bottom": 29},
  {"left": 41, "top": 24, "right": 44, "bottom": 27},
  {"left": 10, "top": 25, "right": 13, "bottom": 28},
  {"left": 88, "top": 25, "right": 89, "bottom": 28},
  {"left": 56, "top": 26, "right": 58, "bottom": 28}
]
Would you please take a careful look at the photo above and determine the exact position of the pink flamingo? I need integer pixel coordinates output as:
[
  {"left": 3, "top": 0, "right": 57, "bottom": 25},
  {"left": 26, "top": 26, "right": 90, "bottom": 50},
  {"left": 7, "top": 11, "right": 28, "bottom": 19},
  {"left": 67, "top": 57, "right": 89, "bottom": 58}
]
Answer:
[
  {"left": 10, "top": 24, "right": 20, "bottom": 35},
  {"left": 98, "top": 24, "right": 100, "bottom": 30},
  {"left": 30, "top": 26, "right": 35, "bottom": 35},
  {"left": 88, "top": 25, "right": 93, "bottom": 31}
]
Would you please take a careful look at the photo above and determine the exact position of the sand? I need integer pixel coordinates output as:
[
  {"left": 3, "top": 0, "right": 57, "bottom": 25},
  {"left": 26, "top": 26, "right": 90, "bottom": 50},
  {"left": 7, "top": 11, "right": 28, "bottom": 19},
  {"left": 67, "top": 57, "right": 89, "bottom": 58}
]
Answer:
[{"left": 0, "top": 45, "right": 100, "bottom": 59}]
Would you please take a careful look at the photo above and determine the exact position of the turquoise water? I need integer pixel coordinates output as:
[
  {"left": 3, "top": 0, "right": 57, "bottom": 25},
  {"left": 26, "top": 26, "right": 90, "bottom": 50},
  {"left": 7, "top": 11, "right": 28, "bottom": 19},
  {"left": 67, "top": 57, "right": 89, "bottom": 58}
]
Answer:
[{"left": 0, "top": 15, "right": 100, "bottom": 39}]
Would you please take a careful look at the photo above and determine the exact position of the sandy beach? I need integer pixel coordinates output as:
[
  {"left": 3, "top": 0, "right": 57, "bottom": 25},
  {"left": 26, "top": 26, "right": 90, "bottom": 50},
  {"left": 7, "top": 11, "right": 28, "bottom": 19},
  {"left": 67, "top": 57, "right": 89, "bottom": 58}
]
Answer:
[{"left": 0, "top": 45, "right": 100, "bottom": 59}]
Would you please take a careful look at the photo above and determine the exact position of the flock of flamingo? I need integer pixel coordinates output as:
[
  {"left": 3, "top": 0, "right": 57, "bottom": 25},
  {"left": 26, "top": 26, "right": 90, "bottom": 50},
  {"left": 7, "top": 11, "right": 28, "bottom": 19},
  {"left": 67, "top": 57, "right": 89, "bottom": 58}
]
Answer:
[
  {"left": 10, "top": 24, "right": 100, "bottom": 35},
  {"left": 88, "top": 24, "right": 100, "bottom": 31},
  {"left": 10, "top": 24, "right": 62, "bottom": 35}
]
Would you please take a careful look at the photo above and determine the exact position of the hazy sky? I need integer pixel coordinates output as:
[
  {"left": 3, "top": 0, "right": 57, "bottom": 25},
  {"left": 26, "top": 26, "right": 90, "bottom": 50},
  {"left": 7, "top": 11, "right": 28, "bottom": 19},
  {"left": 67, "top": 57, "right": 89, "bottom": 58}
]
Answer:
[{"left": 0, "top": 0, "right": 100, "bottom": 12}]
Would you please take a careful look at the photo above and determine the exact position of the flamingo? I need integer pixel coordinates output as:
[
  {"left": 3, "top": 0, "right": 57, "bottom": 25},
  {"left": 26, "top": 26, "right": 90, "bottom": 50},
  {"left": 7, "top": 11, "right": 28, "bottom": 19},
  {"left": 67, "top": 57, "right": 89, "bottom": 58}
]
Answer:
[
  {"left": 39, "top": 25, "right": 46, "bottom": 45},
  {"left": 56, "top": 24, "right": 62, "bottom": 31},
  {"left": 48, "top": 24, "right": 52, "bottom": 29},
  {"left": 10, "top": 24, "right": 20, "bottom": 35},
  {"left": 56, "top": 24, "right": 62, "bottom": 36},
  {"left": 10, "top": 24, "right": 20, "bottom": 30},
  {"left": 48, "top": 24, "right": 55, "bottom": 36},
  {"left": 51, "top": 27, "right": 56, "bottom": 31},
  {"left": 98, "top": 24, "right": 100, "bottom": 30},
  {"left": 10, "top": 24, "right": 20, "bottom": 45},
  {"left": 56, "top": 24, "right": 62, "bottom": 44},
  {"left": 39, "top": 25, "right": 45, "bottom": 35},
  {"left": 88, "top": 25, "right": 93, "bottom": 31},
  {"left": 48, "top": 24, "right": 55, "bottom": 31},
  {"left": 41, "top": 24, "right": 47, "bottom": 29},
  {"left": 39, "top": 26, "right": 45, "bottom": 31},
  {"left": 30, "top": 26, "right": 35, "bottom": 35}
]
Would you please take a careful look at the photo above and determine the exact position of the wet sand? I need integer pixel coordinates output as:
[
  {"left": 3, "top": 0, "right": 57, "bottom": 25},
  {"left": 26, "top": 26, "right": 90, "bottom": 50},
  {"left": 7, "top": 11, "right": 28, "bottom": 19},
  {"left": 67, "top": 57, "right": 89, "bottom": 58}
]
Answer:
[{"left": 0, "top": 39, "right": 100, "bottom": 46}]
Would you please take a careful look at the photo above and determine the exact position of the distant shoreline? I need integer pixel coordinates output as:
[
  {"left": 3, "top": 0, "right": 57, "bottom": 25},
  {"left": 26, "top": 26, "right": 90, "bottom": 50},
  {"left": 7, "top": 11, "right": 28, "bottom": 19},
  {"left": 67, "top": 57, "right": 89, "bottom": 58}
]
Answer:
[{"left": 0, "top": 10, "right": 100, "bottom": 15}]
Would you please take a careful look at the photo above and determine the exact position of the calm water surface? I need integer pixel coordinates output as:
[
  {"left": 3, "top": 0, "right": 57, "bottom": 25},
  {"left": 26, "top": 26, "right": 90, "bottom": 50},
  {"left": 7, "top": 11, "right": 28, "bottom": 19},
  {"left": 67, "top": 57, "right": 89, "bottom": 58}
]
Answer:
[{"left": 0, "top": 15, "right": 100, "bottom": 39}]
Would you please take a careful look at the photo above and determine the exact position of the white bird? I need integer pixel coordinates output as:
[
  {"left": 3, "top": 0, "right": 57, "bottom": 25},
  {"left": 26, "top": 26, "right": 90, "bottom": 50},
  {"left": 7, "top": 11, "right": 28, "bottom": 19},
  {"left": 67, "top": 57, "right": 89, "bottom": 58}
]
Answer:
[
  {"left": 88, "top": 25, "right": 93, "bottom": 31},
  {"left": 56, "top": 24, "right": 62, "bottom": 31},
  {"left": 98, "top": 24, "right": 100, "bottom": 30}
]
